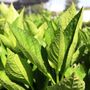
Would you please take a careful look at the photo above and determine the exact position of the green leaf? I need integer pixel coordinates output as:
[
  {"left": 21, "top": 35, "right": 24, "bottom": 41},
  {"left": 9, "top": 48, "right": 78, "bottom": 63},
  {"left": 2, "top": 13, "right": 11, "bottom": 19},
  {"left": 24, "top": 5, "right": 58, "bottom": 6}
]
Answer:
[
  {"left": 64, "top": 8, "right": 83, "bottom": 69},
  {"left": 35, "top": 22, "right": 48, "bottom": 40},
  {"left": 0, "top": 3, "right": 19, "bottom": 24},
  {"left": 12, "top": 9, "right": 24, "bottom": 30},
  {"left": 47, "top": 3, "right": 77, "bottom": 72},
  {"left": 10, "top": 22, "right": 55, "bottom": 84},
  {"left": 47, "top": 73, "right": 85, "bottom": 90},
  {"left": 0, "top": 71, "right": 25, "bottom": 90},
  {"left": 35, "top": 22, "right": 48, "bottom": 47},
  {"left": 79, "top": 27, "right": 90, "bottom": 51},
  {"left": 0, "top": 3, "right": 8, "bottom": 16},
  {"left": 44, "top": 22, "right": 55, "bottom": 48},
  {"left": 25, "top": 20, "right": 38, "bottom": 35},
  {"left": 64, "top": 64, "right": 86, "bottom": 80},
  {"left": 0, "top": 23, "right": 17, "bottom": 49},
  {"left": 59, "top": 3, "right": 76, "bottom": 31},
  {"left": 60, "top": 73, "right": 85, "bottom": 90},
  {"left": 71, "top": 45, "right": 85, "bottom": 64},
  {"left": 48, "top": 29, "right": 65, "bottom": 76},
  {"left": 6, "top": 4, "right": 19, "bottom": 23},
  {"left": 0, "top": 44, "right": 7, "bottom": 67},
  {"left": 5, "top": 48, "right": 33, "bottom": 88}
]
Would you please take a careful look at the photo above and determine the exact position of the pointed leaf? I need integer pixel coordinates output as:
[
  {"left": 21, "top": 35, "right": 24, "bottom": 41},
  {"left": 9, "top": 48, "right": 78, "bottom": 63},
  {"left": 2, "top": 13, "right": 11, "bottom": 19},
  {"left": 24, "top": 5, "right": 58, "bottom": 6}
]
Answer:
[
  {"left": 59, "top": 3, "right": 76, "bottom": 31},
  {"left": 5, "top": 49, "right": 33, "bottom": 88},
  {"left": 6, "top": 4, "right": 19, "bottom": 23},
  {"left": 48, "top": 29, "right": 65, "bottom": 73},
  {"left": 64, "top": 8, "right": 83, "bottom": 69},
  {"left": 25, "top": 20, "right": 38, "bottom": 35},
  {"left": 10, "top": 23, "right": 55, "bottom": 83},
  {"left": 35, "top": 22, "right": 48, "bottom": 47},
  {"left": 0, "top": 71, "right": 25, "bottom": 90},
  {"left": 0, "top": 23, "right": 17, "bottom": 50},
  {"left": 0, "top": 3, "right": 8, "bottom": 16},
  {"left": 12, "top": 9, "right": 24, "bottom": 30},
  {"left": 47, "top": 3, "right": 77, "bottom": 73}
]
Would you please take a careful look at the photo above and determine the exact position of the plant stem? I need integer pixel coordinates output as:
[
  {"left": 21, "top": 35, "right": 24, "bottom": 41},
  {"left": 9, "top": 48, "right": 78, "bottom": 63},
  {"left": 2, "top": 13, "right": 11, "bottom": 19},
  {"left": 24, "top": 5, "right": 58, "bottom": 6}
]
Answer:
[{"left": 56, "top": 72, "right": 59, "bottom": 83}]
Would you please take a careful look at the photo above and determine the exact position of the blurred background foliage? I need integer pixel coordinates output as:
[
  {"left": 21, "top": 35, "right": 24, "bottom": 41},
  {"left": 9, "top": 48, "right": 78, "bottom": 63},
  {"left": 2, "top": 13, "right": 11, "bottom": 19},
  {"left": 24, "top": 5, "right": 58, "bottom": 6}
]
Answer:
[{"left": 0, "top": 0, "right": 90, "bottom": 31}]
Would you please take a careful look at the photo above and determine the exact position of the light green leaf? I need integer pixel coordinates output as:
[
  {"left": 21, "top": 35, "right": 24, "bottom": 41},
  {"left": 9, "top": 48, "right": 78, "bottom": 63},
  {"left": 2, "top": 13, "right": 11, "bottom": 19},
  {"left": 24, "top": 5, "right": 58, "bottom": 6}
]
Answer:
[
  {"left": 12, "top": 9, "right": 24, "bottom": 30},
  {"left": 59, "top": 3, "right": 76, "bottom": 31},
  {"left": 0, "top": 44, "right": 7, "bottom": 67},
  {"left": 6, "top": 4, "right": 19, "bottom": 23},
  {"left": 10, "top": 22, "right": 55, "bottom": 84},
  {"left": 0, "top": 23, "right": 18, "bottom": 51},
  {"left": 0, "top": 71, "right": 25, "bottom": 90},
  {"left": 0, "top": 2, "right": 8, "bottom": 16},
  {"left": 25, "top": 19, "right": 38, "bottom": 35},
  {"left": 5, "top": 48, "right": 33, "bottom": 88},
  {"left": 35, "top": 22, "right": 48, "bottom": 47},
  {"left": 0, "top": 3, "right": 19, "bottom": 24},
  {"left": 35, "top": 22, "right": 48, "bottom": 40}
]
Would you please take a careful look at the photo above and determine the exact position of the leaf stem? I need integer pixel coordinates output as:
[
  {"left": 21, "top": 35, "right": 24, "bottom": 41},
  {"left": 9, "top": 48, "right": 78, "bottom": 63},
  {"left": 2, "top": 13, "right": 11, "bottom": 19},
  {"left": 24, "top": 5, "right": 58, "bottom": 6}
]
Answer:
[{"left": 47, "top": 73, "right": 56, "bottom": 84}]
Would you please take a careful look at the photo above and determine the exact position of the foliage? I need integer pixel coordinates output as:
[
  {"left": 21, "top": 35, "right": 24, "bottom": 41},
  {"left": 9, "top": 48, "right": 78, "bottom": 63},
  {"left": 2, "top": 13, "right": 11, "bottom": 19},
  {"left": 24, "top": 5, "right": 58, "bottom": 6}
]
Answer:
[{"left": 0, "top": 3, "right": 90, "bottom": 90}]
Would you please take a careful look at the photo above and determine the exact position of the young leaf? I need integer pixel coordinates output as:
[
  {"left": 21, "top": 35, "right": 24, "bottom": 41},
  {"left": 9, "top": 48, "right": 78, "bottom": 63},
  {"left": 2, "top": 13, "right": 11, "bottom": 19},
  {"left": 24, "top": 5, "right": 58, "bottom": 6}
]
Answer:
[
  {"left": 5, "top": 48, "right": 33, "bottom": 88},
  {"left": 0, "top": 3, "right": 8, "bottom": 17},
  {"left": 6, "top": 4, "right": 19, "bottom": 23},
  {"left": 0, "top": 71, "right": 25, "bottom": 90},
  {"left": 12, "top": 9, "right": 24, "bottom": 30}
]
